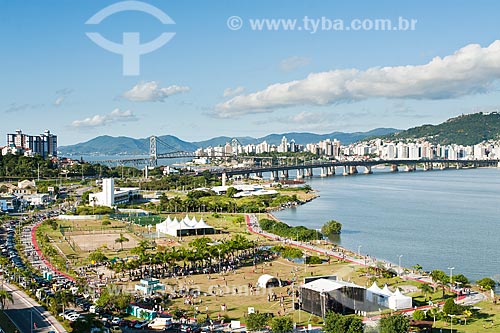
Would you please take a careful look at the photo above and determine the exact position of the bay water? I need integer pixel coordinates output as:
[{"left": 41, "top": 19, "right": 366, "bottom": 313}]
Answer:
[{"left": 273, "top": 167, "right": 500, "bottom": 283}]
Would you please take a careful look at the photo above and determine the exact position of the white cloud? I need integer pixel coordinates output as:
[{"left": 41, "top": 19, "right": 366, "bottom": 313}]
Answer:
[
  {"left": 4, "top": 103, "right": 44, "bottom": 113},
  {"left": 223, "top": 86, "right": 245, "bottom": 97},
  {"left": 123, "top": 81, "right": 190, "bottom": 102},
  {"left": 280, "top": 56, "right": 310, "bottom": 72},
  {"left": 54, "top": 88, "right": 73, "bottom": 107},
  {"left": 54, "top": 97, "right": 64, "bottom": 106},
  {"left": 215, "top": 40, "right": 500, "bottom": 118},
  {"left": 71, "top": 108, "right": 137, "bottom": 127}
]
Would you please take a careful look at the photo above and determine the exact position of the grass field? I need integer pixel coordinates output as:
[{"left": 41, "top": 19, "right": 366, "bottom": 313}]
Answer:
[{"left": 33, "top": 213, "right": 500, "bottom": 332}]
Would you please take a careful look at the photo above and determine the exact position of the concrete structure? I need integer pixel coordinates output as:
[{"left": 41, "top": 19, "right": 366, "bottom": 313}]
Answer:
[
  {"left": 135, "top": 278, "right": 165, "bottom": 295},
  {"left": 89, "top": 178, "right": 139, "bottom": 207}
]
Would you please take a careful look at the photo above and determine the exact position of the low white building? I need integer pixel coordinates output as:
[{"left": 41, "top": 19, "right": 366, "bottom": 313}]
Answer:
[{"left": 89, "top": 178, "right": 139, "bottom": 207}]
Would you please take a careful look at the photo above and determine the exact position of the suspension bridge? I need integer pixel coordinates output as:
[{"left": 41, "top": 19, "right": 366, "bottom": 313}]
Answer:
[{"left": 88, "top": 135, "right": 205, "bottom": 167}]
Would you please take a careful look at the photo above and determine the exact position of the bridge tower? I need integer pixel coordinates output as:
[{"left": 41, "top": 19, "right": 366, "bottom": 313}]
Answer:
[{"left": 149, "top": 135, "right": 158, "bottom": 167}]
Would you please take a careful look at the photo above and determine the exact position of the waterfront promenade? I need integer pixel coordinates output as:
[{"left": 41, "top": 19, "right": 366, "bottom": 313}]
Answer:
[{"left": 244, "top": 214, "right": 487, "bottom": 319}]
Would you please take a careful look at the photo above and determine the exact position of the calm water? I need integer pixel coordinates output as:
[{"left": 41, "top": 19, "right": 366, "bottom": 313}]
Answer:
[{"left": 273, "top": 167, "right": 500, "bottom": 283}]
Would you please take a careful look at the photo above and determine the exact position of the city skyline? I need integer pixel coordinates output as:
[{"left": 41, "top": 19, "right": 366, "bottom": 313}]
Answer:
[{"left": 3, "top": 1, "right": 500, "bottom": 145}]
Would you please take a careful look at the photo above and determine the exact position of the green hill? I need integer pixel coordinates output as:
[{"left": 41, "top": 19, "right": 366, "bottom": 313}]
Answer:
[{"left": 387, "top": 112, "right": 500, "bottom": 145}]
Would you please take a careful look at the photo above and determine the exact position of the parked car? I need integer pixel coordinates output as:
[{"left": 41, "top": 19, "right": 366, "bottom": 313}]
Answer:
[
  {"left": 134, "top": 320, "right": 149, "bottom": 329},
  {"left": 59, "top": 309, "right": 76, "bottom": 318},
  {"left": 66, "top": 313, "right": 81, "bottom": 322},
  {"left": 111, "top": 317, "right": 122, "bottom": 325}
]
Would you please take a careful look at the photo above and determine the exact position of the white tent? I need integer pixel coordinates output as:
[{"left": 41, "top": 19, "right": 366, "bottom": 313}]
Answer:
[
  {"left": 256, "top": 274, "right": 281, "bottom": 288},
  {"left": 367, "top": 282, "right": 390, "bottom": 308},
  {"left": 388, "top": 288, "right": 412, "bottom": 310},
  {"left": 367, "top": 282, "right": 383, "bottom": 295},
  {"left": 195, "top": 218, "right": 211, "bottom": 229},
  {"left": 155, "top": 215, "right": 215, "bottom": 237},
  {"left": 381, "top": 284, "right": 394, "bottom": 297}
]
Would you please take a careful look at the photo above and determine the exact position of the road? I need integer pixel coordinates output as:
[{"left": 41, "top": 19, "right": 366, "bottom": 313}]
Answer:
[{"left": 2, "top": 282, "right": 66, "bottom": 333}]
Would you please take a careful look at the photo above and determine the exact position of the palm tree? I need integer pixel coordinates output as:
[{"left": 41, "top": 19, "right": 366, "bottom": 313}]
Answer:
[
  {"left": 55, "top": 290, "right": 72, "bottom": 314},
  {"left": 420, "top": 283, "right": 433, "bottom": 301},
  {"left": 0, "top": 289, "right": 13, "bottom": 311},
  {"left": 115, "top": 233, "right": 129, "bottom": 251}
]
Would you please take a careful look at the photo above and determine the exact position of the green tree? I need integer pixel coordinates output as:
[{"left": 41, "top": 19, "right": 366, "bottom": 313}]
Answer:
[
  {"left": 246, "top": 313, "right": 269, "bottom": 331},
  {"left": 115, "top": 233, "right": 129, "bottom": 251},
  {"left": 379, "top": 314, "right": 409, "bottom": 333},
  {"left": 413, "top": 310, "right": 426, "bottom": 321},
  {"left": 234, "top": 215, "right": 245, "bottom": 227},
  {"left": 477, "top": 277, "right": 496, "bottom": 290},
  {"left": 453, "top": 274, "right": 469, "bottom": 286},
  {"left": 55, "top": 290, "right": 72, "bottom": 314},
  {"left": 419, "top": 283, "right": 433, "bottom": 301},
  {"left": 270, "top": 316, "right": 293, "bottom": 333},
  {"left": 89, "top": 248, "right": 107, "bottom": 263},
  {"left": 321, "top": 220, "right": 342, "bottom": 235},
  {"left": 323, "top": 312, "right": 363, "bottom": 333},
  {"left": 430, "top": 270, "right": 448, "bottom": 284},
  {"left": 443, "top": 298, "right": 464, "bottom": 315},
  {"left": 226, "top": 187, "right": 238, "bottom": 198},
  {"left": 0, "top": 289, "right": 14, "bottom": 310}
]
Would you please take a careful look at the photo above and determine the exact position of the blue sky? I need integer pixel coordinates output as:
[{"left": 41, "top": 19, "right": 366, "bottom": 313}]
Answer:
[{"left": 2, "top": 0, "right": 500, "bottom": 146}]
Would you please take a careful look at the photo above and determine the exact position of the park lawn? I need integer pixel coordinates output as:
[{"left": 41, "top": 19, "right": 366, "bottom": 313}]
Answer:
[
  {"left": 428, "top": 300, "right": 500, "bottom": 333},
  {"left": 150, "top": 257, "right": 354, "bottom": 326},
  {"left": 276, "top": 188, "right": 317, "bottom": 202}
]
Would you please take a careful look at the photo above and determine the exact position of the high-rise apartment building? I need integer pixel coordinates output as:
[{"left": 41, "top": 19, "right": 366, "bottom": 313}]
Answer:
[{"left": 6, "top": 129, "right": 57, "bottom": 158}]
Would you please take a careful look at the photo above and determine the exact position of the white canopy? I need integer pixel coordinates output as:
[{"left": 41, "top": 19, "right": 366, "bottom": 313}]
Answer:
[
  {"left": 381, "top": 284, "right": 394, "bottom": 297},
  {"left": 156, "top": 215, "right": 214, "bottom": 237},
  {"left": 388, "top": 288, "right": 412, "bottom": 310},
  {"left": 256, "top": 274, "right": 281, "bottom": 288},
  {"left": 195, "top": 218, "right": 211, "bottom": 229},
  {"left": 367, "top": 282, "right": 383, "bottom": 295}
]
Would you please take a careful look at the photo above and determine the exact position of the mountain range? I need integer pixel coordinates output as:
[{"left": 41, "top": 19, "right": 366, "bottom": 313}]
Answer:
[
  {"left": 58, "top": 128, "right": 398, "bottom": 155},
  {"left": 59, "top": 112, "right": 500, "bottom": 155}
]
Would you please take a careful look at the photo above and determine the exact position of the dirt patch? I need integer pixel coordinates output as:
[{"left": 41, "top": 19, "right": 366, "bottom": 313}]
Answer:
[{"left": 69, "top": 232, "right": 139, "bottom": 252}]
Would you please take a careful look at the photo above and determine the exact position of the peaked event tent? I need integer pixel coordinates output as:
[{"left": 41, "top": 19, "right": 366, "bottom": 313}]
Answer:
[
  {"left": 388, "top": 288, "right": 413, "bottom": 310},
  {"left": 156, "top": 215, "right": 214, "bottom": 236},
  {"left": 367, "top": 283, "right": 412, "bottom": 310}
]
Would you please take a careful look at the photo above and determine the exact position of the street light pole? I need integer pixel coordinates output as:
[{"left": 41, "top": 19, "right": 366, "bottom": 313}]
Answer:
[
  {"left": 358, "top": 245, "right": 362, "bottom": 257},
  {"left": 398, "top": 255, "right": 403, "bottom": 276},
  {"left": 448, "top": 266, "right": 455, "bottom": 289},
  {"left": 448, "top": 314, "right": 456, "bottom": 332}
]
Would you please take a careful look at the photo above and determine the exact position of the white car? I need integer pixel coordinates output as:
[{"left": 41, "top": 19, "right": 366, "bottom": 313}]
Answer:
[
  {"left": 59, "top": 309, "right": 76, "bottom": 318},
  {"left": 65, "top": 312, "right": 80, "bottom": 321},
  {"left": 111, "top": 317, "right": 122, "bottom": 325}
]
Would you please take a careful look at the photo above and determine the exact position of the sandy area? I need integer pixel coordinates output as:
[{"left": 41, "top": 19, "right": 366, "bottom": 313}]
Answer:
[{"left": 69, "top": 232, "right": 139, "bottom": 252}]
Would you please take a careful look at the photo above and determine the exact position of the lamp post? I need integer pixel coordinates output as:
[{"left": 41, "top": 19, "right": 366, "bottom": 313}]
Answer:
[
  {"left": 218, "top": 249, "right": 221, "bottom": 273},
  {"left": 448, "top": 267, "right": 455, "bottom": 285},
  {"left": 358, "top": 245, "right": 362, "bottom": 257},
  {"left": 448, "top": 314, "right": 456, "bottom": 332},
  {"left": 398, "top": 255, "right": 403, "bottom": 276},
  {"left": 448, "top": 266, "right": 455, "bottom": 288}
]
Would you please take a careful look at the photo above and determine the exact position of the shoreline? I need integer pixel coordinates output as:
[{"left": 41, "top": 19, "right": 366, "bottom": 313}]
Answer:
[{"left": 244, "top": 214, "right": 488, "bottom": 311}]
